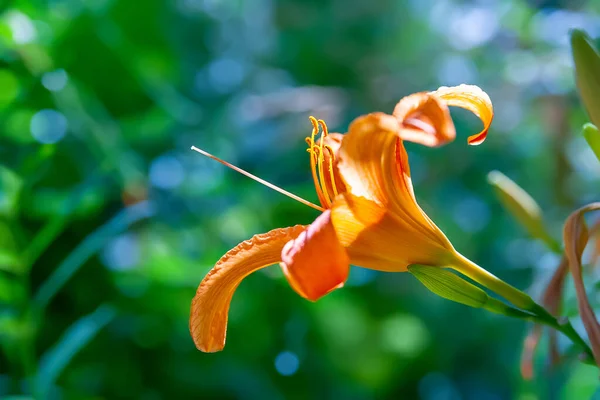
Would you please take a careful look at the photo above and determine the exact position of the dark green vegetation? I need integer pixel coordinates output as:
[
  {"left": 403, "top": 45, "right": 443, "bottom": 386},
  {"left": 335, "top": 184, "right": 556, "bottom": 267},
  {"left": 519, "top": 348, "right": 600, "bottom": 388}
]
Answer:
[{"left": 1, "top": 0, "right": 599, "bottom": 398}]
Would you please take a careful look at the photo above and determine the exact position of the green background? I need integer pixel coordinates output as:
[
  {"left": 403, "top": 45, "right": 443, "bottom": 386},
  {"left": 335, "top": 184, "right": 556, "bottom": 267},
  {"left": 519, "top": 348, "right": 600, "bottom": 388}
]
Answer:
[{"left": 1, "top": 0, "right": 600, "bottom": 398}]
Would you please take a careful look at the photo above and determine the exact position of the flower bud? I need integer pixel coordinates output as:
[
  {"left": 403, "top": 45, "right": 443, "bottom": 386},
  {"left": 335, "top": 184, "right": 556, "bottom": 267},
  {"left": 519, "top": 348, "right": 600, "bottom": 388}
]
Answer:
[
  {"left": 582, "top": 123, "right": 600, "bottom": 162},
  {"left": 571, "top": 30, "right": 600, "bottom": 128},
  {"left": 487, "top": 171, "right": 559, "bottom": 252}
]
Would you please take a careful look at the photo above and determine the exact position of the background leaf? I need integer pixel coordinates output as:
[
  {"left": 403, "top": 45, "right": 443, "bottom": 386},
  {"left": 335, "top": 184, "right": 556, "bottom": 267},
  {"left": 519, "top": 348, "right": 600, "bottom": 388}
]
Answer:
[{"left": 35, "top": 305, "right": 116, "bottom": 398}]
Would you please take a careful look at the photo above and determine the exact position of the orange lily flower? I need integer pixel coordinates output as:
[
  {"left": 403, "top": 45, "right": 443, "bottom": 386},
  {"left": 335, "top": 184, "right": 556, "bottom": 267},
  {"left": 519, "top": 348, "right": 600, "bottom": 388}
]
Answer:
[{"left": 190, "top": 84, "right": 494, "bottom": 352}]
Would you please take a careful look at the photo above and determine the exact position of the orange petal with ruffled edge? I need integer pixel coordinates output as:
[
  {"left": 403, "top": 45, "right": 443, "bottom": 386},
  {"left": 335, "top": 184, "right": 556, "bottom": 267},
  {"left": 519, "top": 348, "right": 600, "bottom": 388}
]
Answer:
[
  {"left": 190, "top": 225, "right": 305, "bottom": 352},
  {"left": 393, "top": 92, "right": 456, "bottom": 147},
  {"left": 430, "top": 84, "right": 494, "bottom": 146},
  {"left": 281, "top": 210, "right": 350, "bottom": 301}
]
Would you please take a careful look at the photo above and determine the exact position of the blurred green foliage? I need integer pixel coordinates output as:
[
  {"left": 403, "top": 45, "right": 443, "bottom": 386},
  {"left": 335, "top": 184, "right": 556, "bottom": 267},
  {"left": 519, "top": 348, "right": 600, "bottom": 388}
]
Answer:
[{"left": 0, "top": 0, "right": 600, "bottom": 399}]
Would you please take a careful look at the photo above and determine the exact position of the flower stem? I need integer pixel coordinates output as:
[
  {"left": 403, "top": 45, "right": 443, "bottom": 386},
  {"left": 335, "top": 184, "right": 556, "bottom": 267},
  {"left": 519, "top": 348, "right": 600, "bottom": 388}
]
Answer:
[
  {"left": 452, "top": 252, "right": 536, "bottom": 311},
  {"left": 529, "top": 305, "right": 595, "bottom": 363},
  {"left": 452, "top": 252, "right": 595, "bottom": 364}
]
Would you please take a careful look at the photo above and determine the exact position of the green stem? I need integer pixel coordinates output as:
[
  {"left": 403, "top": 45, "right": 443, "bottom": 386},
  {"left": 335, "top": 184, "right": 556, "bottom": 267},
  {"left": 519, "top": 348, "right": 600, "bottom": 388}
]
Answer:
[
  {"left": 452, "top": 252, "right": 536, "bottom": 311},
  {"left": 531, "top": 305, "right": 595, "bottom": 363},
  {"left": 452, "top": 252, "right": 595, "bottom": 364}
]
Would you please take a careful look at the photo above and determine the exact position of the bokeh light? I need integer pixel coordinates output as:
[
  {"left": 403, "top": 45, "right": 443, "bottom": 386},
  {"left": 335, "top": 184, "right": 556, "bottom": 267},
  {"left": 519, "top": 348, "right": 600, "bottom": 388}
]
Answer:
[
  {"left": 274, "top": 351, "right": 300, "bottom": 376},
  {"left": 30, "top": 109, "right": 68, "bottom": 144}
]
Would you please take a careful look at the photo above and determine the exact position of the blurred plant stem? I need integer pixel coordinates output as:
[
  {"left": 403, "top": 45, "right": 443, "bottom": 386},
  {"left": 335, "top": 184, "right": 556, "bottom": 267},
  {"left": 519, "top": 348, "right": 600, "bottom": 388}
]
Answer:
[
  {"left": 2, "top": 202, "right": 154, "bottom": 396},
  {"left": 540, "top": 96, "right": 573, "bottom": 206},
  {"left": 9, "top": 280, "right": 36, "bottom": 393},
  {"left": 33, "top": 201, "right": 155, "bottom": 312},
  {"left": 3, "top": 176, "right": 100, "bottom": 391},
  {"left": 35, "top": 305, "right": 116, "bottom": 398},
  {"left": 0, "top": 215, "right": 35, "bottom": 392}
]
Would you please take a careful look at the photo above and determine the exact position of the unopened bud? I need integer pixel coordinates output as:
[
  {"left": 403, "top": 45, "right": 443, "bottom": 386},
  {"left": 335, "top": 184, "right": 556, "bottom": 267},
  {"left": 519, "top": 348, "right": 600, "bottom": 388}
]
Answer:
[
  {"left": 582, "top": 123, "right": 600, "bottom": 162},
  {"left": 571, "top": 30, "right": 600, "bottom": 128},
  {"left": 487, "top": 171, "right": 559, "bottom": 252}
]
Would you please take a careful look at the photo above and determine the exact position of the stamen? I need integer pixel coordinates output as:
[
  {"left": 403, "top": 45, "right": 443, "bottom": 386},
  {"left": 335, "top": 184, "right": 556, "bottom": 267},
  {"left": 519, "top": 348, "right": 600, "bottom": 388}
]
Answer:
[
  {"left": 317, "top": 132, "right": 332, "bottom": 207},
  {"left": 318, "top": 119, "right": 329, "bottom": 137},
  {"left": 324, "top": 144, "right": 339, "bottom": 197},
  {"left": 191, "top": 146, "right": 325, "bottom": 212},
  {"left": 307, "top": 117, "right": 329, "bottom": 208},
  {"left": 309, "top": 116, "right": 319, "bottom": 142},
  {"left": 305, "top": 116, "right": 339, "bottom": 209}
]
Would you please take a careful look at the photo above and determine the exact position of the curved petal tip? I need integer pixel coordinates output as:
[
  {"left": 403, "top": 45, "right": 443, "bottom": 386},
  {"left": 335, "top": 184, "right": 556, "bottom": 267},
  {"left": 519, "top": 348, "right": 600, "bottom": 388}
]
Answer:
[
  {"left": 190, "top": 225, "right": 306, "bottom": 352},
  {"left": 431, "top": 84, "right": 494, "bottom": 146}
]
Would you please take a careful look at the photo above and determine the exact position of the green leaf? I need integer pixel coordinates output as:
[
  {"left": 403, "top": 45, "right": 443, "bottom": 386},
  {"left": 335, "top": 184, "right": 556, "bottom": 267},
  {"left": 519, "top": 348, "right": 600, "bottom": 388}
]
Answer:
[
  {"left": 0, "top": 219, "right": 23, "bottom": 274},
  {"left": 571, "top": 29, "right": 600, "bottom": 129},
  {"left": 0, "top": 166, "right": 23, "bottom": 217},
  {"left": 35, "top": 305, "right": 116, "bottom": 397},
  {"left": 408, "top": 265, "right": 488, "bottom": 308},
  {"left": 583, "top": 123, "right": 600, "bottom": 162},
  {"left": 0, "top": 249, "right": 22, "bottom": 273},
  {"left": 23, "top": 174, "right": 105, "bottom": 270},
  {"left": 0, "top": 273, "right": 26, "bottom": 304},
  {"left": 0, "top": 308, "right": 34, "bottom": 368},
  {"left": 562, "top": 362, "right": 600, "bottom": 400},
  {"left": 487, "top": 170, "right": 560, "bottom": 253},
  {"left": 33, "top": 201, "right": 155, "bottom": 311},
  {"left": 0, "top": 309, "right": 21, "bottom": 341},
  {"left": 0, "top": 69, "right": 20, "bottom": 108}
]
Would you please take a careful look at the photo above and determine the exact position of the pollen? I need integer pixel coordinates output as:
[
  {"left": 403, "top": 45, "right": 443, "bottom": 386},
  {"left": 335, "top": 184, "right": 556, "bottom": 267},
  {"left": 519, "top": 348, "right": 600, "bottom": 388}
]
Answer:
[{"left": 306, "top": 116, "right": 339, "bottom": 209}]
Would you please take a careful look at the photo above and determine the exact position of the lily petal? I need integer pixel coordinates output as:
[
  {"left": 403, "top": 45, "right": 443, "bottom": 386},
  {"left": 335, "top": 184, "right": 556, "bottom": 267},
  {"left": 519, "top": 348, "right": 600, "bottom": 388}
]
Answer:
[
  {"left": 331, "top": 193, "right": 453, "bottom": 272},
  {"left": 281, "top": 210, "right": 350, "bottom": 301},
  {"left": 393, "top": 92, "right": 456, "bottom": 147},
  {"left": 335, "top": 113, "right": 406, "bottom": 204},
  {"left": 336, "top": 113, "right": 442, "bottom": 239},
  {"left": 430, "top": 84, "right": 494, "bottom": 146},
  {"left": 333, "top": 113, "right": 455, "bottom": 272},
  {"left": 190, "top": 225, "right": 306, "bottom": 352}
]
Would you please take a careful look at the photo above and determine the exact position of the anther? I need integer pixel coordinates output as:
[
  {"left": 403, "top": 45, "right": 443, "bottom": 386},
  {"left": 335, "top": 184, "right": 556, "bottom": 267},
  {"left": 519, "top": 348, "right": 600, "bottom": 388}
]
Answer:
[
  {"left": 306, "top": 117, "right": 328, "bottom": 208},
  {"left": 318, "top": 119, "right": 329, "bottom": 137}
]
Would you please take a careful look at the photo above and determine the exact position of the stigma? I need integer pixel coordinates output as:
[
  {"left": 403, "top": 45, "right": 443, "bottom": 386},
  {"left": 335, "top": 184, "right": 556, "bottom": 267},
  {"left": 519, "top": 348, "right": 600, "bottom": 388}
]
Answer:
[
  {"left": 190, "top": 146, "right": 324, "bottom": 212},
  {"left": 190, "top": 116, "right": 346, "bottom": 213}
]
